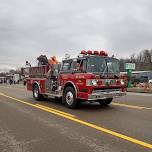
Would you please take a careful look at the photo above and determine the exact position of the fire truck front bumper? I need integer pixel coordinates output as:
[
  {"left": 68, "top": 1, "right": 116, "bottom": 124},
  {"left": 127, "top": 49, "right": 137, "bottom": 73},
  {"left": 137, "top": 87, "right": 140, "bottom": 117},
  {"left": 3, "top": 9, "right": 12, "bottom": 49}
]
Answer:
[{"left": 88, "top": 90, "right": 126, "bottom": 101}]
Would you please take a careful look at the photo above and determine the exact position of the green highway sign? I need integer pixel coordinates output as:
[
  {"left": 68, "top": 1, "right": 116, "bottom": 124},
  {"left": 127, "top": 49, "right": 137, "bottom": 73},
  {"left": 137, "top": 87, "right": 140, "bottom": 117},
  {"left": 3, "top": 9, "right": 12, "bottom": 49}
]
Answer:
[{"left": 125, "top": 63, "right": 135, "bottom": 70}]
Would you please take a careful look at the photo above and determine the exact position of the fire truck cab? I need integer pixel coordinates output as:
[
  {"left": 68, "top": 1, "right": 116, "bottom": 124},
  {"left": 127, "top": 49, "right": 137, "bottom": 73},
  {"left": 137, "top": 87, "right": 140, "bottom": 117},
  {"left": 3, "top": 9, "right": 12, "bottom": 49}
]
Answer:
[{"left": 26, "top": 50, "right": 126, "bottom": 109}]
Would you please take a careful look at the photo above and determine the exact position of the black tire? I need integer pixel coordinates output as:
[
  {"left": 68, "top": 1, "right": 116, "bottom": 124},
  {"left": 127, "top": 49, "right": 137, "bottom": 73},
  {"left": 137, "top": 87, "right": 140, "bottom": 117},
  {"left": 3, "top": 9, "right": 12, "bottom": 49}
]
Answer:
[
  {"left": 33, "top": 84, "right": 45, "bottom": 101},
  {"left": 98, "top": 98, "right": 113, "bottom": 106},
  {"left": 63, "top": 87, "right": 79, "bottom": 109},
  {"left": 23, "top": 81, "right": 26, "bottom": 86}
]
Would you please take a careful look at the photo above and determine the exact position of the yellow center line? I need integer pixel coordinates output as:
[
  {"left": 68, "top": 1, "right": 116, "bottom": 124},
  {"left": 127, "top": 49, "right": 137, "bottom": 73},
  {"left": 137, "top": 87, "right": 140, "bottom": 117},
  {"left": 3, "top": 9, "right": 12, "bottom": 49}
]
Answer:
[
  {"left": 0, "top": 92, "right": 5, "bottom": 96},
  {"left": 0, "top": 92, "right": 75, "bottom": 118},
  {"left": 112, "top": 103, "right": 152, "bottom": 110},
  {"left": 36, "top": 104, "right": 75, "bottom": 118},
  {"left": 0, "top": 92, "right": 152, "bottom": 149}
]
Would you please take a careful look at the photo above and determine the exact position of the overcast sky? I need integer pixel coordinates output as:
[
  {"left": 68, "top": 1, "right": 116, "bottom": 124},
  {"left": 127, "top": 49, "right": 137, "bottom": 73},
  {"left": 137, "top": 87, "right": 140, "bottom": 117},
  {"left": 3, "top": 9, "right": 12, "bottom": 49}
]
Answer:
[{"left": 0, "top": 0, "right": 152, "bottom": 71}]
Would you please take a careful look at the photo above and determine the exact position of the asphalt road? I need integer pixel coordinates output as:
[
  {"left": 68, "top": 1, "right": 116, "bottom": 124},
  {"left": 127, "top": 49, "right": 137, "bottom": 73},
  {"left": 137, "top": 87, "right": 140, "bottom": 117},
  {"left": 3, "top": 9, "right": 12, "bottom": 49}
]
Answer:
[{"left": 0, "top": 84, "right": 152, "bottom": 152}]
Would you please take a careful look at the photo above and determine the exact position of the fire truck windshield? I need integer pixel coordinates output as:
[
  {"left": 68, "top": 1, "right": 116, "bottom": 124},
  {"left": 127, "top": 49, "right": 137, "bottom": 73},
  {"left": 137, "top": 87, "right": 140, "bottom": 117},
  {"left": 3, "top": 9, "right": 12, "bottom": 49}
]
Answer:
[
  {"left": 106, "top": 58, "right": 119, "bottom": 74},
  {"left": 87, "top": 57, "right": 119, "bottom": 74}
]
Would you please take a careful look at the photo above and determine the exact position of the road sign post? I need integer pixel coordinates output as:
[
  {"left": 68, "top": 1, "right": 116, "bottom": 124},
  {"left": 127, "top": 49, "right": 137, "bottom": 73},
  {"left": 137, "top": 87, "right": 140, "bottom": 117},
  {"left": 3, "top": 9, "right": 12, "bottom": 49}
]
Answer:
[
  {"left": 127, "top": 69, "right": 132, "bottom": 88},
  {"left": 125, "top": 63, "right": 135, "bottom": 88}
]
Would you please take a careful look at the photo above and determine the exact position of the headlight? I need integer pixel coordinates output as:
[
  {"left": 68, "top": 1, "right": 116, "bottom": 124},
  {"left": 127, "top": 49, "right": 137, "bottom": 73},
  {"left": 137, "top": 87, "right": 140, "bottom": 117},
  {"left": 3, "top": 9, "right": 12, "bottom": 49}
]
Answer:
[
  {"left": 120, "top": 79, "right": 125, "bottom": 85},
  {"left": 86, "top": 79, "right": 98, "bottom": 86},
  {"left": 92, "top": 80, "right": 97, "bottom": 86}
]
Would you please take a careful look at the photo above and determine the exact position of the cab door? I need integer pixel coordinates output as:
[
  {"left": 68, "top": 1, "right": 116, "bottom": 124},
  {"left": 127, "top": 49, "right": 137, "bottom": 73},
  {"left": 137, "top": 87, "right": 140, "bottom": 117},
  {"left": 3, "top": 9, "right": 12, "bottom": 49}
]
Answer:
[
  {"left": 59, "top": 60, "right": 74, "bottom": 86},
  {"left": 59, "top": 59, "right": 87, "bottom": 91}
]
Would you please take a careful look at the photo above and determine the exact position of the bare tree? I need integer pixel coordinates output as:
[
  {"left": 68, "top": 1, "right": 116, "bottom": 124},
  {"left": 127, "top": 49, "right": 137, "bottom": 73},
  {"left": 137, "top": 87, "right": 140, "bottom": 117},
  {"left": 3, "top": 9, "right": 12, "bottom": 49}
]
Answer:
[
  {"left": 120, "top": 49, "right": 152, "bottom": 71},
  {"left": 130, "top": 53, "right": 136, "bottom": 63}
]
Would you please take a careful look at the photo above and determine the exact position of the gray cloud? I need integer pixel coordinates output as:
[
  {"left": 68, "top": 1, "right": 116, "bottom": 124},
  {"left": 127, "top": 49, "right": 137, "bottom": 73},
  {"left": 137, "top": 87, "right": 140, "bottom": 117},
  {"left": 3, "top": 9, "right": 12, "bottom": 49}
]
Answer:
[{"left": 0, "top": 0, "right": 152, "bottom": 71}]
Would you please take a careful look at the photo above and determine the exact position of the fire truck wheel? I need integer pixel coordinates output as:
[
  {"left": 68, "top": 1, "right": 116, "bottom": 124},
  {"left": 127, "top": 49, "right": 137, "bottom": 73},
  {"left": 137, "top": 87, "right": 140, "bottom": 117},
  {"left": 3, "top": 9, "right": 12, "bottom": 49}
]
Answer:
[
  {"left": 33, "top": 84, "right": 44, "bottom": 101},
  {"left": 63, "top": 87, "right": 78, "bottom": 109},
  {"left": 98, "top": 98, "right": 113, "bottom": 106}
]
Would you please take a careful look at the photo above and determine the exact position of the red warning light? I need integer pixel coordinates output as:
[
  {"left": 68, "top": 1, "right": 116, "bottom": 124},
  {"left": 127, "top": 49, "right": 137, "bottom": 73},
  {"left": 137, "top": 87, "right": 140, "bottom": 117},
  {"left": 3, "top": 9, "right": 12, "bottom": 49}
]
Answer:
[
  {"left": 87, "top": 50, "right": 93, "bottom": 55},
  {"left": 81, "top": 50, "right": 86, "bottom": 54},
  {"left": 94, "top": 50, "right": 99, "bottom": 55},
  {"left": 100, "top": 50, "right": 108, "bottom": 56},
  {"left": 104, "top": 52, "right": 108, "bottom": 56}
]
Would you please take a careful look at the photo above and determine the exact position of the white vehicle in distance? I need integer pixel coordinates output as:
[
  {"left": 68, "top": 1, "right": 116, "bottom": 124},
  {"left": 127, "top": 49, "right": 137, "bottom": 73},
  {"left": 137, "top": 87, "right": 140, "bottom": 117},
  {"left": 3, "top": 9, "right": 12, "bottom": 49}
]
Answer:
[{"left": 148, "top": 79, "right": 152, "bottom": 84}]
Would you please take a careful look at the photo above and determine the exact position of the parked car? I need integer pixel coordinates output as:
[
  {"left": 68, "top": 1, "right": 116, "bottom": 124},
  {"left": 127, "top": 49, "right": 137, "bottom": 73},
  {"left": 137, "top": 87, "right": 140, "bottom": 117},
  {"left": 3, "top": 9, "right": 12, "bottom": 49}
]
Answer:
[{"left": 148, "top": 79, "right": 152, "bottom": 84}]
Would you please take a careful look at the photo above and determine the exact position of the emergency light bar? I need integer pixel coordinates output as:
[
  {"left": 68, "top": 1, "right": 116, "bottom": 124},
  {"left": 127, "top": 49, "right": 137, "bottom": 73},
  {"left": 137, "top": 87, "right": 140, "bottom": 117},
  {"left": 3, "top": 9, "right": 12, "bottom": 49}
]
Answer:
[{"left": 80, "top": 50, "right": 108, "bottom": 56}]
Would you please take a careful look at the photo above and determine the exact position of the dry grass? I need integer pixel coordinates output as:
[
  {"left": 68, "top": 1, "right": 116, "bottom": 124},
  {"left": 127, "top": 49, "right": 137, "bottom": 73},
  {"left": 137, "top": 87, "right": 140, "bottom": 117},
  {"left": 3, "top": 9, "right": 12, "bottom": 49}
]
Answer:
[{"left": 127, "top": 87, "right": 152, "bottom": 93}]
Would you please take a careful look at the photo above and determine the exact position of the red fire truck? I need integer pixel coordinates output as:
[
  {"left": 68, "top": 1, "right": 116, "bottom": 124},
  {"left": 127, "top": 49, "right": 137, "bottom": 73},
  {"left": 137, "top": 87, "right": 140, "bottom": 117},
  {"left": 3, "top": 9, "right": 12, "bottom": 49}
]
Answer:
[{"left": 25, "top": 50, "right": 126, "bottom": 109}]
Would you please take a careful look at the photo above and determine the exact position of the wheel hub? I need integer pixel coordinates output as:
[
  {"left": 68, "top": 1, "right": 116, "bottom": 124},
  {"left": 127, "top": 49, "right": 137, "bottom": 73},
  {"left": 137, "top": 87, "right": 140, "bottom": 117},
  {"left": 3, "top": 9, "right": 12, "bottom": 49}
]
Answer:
[
  {"left": 34, "top": 88, "right": 39, "bottom": 98},
  {"left": 66, "top": 91, "right": 74, "bottom": 105}
]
